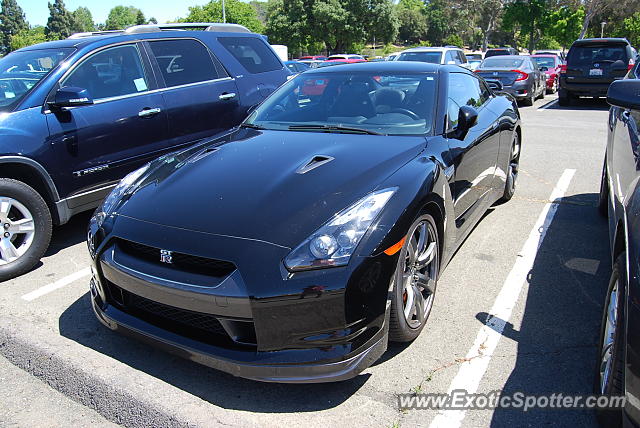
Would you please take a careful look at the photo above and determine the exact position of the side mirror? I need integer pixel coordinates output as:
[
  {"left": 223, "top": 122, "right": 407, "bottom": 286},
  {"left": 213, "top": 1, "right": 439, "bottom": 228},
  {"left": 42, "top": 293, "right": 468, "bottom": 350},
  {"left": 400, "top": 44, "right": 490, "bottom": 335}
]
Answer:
[
  {"left": 607, "top": 79, "right": 640, "bottom": 110},
  {"left": 50, "top": 86, "right": 93, "bottom": 108},
  {"left": 485, "top": 79, "right": 503, "bottom": 91},
  {"left": 456, "top": 105, "right": 478, "bottom": 138}
]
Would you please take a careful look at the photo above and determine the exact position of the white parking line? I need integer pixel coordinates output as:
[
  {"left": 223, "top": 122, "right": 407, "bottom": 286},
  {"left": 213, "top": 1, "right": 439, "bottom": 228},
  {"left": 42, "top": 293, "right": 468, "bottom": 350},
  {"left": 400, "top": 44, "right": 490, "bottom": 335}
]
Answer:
[
  {"left": 429, "top": 168, "right": 576, "bottom": 428},
  {"left": 21, "top": 267, "right": 91, "bottom": 302}
]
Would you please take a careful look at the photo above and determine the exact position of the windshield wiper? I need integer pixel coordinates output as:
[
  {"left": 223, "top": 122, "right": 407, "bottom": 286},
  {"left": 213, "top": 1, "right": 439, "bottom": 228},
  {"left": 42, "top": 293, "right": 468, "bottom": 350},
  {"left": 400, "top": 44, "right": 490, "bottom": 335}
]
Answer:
[
  {"left": 288, "top": 124, "right": 383, "bottom": 135},
  {"left": 239, "top": 123, "right": 266, "bottom": 130}
]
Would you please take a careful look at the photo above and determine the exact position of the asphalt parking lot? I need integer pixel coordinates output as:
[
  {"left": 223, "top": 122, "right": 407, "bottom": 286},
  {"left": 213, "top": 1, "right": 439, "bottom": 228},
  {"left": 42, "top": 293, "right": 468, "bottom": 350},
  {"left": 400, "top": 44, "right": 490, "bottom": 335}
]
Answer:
[{"left": 0, "top": 93, "right": 612, "bottom": 428}]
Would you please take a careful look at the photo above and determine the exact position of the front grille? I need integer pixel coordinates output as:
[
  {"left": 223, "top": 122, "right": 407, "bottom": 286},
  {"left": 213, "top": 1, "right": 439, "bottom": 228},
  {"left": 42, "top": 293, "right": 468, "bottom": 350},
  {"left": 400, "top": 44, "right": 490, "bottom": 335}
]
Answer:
[
  {"left": 127, "top": 292, "right": 228, "bottom": 336},
  {"left": 105, "top": 281, "right": 256, "bottom": 347},
  {"left": 117, "top": 239, "right": 236, "bottom": 277}
]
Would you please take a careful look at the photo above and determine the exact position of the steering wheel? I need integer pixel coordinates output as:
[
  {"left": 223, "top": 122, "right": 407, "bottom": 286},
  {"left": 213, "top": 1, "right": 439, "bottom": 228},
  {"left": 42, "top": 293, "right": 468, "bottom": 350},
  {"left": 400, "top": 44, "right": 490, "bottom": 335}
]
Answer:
[{"left": 390, "top": 108, "right": 420, "bottom": 120}]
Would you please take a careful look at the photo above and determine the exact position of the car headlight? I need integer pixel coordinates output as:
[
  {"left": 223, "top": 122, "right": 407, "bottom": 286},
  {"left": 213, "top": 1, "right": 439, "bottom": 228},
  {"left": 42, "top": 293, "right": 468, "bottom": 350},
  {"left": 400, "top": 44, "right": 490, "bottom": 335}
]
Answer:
[
  {"left": 93, "top": 164, "right": 150, "bottom": 227},
  {"left": 284, "top": 188, "right": 397, "bottom": 271}
]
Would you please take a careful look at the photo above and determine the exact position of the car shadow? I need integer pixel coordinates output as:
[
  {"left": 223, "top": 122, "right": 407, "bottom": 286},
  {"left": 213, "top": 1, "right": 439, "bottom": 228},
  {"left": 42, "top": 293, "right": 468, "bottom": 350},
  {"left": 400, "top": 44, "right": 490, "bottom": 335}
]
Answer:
[
  {"left": 58, "top": 292, "right": 369, "bottom": 412},
  {"left": 486, "top": 193, "right": 609, "bottom": 427},
  {"left": 540, "top": 96, "right": 610, "bottom": 111},
  {"left": 44, "top": 211, "right": 92, "bottom": 257}
]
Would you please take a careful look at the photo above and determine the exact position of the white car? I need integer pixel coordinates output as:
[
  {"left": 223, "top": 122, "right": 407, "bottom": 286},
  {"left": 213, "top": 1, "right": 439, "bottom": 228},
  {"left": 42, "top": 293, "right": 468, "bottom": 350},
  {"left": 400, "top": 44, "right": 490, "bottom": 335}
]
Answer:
[
  {"left": 327, "top": 54, "right": 365, "bottom": 61},
  {"left": 394, "top": 46, "right": 470, "bottom": 69}
]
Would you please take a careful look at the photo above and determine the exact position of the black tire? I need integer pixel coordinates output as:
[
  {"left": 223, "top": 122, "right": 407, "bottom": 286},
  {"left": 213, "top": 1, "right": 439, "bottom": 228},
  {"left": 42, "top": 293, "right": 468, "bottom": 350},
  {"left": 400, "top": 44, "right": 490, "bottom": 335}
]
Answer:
[
  {"left": 522, "top": 93, "right": 534, "bottom": 106},
  {"left": 598, "top": 160, "right": 609, "bottom": 217},
  {"left": 0, "top": 179, "right": 52, "bottom": 282},
  {"left": 537, "top": 84, "right": 545, "bottom": 100},
  {"left": 389, "top": 213, "right": 440, "bottom": 342},
  {"left": 558, "top": 90, "right": 573, "bottom": 106},
  {"left": 500, "top": 131, "right": 520, "bottom": 202},
  {"left": 594, "top": 253, "right": 626, "bottom": 427}
]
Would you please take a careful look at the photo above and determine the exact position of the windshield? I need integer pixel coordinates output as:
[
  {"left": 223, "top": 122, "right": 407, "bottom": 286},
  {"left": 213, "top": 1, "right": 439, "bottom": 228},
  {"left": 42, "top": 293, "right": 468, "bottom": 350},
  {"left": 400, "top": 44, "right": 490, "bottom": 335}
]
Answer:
[
  {"left": 568, "top": 44, "right": 628, "bottom": 66},
  {"left": 0, "top": 48, "right": 73, "bottom": 111},
  {"left": 481, "top": 57, "right": 524, "bottom": 68},
  {"left": 244, "top": 71, "right": 437, "bottom": 136},
  {"left": 531, "top": 57, "right": 556, "bottom": 68},
  {"left": 397, "top": 51, "right": 442, "bottom": 64}
]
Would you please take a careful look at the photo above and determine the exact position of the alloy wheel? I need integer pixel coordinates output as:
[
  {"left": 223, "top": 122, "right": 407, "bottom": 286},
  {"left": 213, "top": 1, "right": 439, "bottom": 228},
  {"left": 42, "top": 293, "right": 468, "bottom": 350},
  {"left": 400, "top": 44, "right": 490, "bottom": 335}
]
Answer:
[
  {"left": 0, "top": 197, "right": 36, "bottom": 265},
  {"left": 599, "top": 279, "right": 619, "bottom": 394},
  {"left": 401, "top": 219, "right": 438, "bottom": 328}
]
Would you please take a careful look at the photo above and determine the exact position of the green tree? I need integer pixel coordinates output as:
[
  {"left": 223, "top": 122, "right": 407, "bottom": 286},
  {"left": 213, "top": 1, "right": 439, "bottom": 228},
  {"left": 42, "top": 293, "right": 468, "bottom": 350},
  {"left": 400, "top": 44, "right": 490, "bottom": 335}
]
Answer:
[
  {"left": 0, "top": 0, "right": 28, "bottom": 53},
  {"left": 424, "top": 0, "right": 449, "bottom": 46},
  {"left": 46, "top": 0, "right": 73, "bottom": 40},
  {"left": 249, "top": 1, "right": 267, "bottom": 25},
  {"left": 265, "top": 0, "right": 309, "bottom": 53},
  {"left": 366, "top": 0, "right": 398, "bottom": 46},
  {"left": 396, "top": 0, "right": 427, "bottom": 44},
  {"left": 546, "top": 6, "right": 583, "bottom": 50},
  {"left": 105, "top": 6, "right": 145, "bottom": 30},
  {"left": 624, "top": 12, "right": 640, "bottom": 47},
  {"left": 71, "top": 6, "right": 94, "bottom": 33},
  {"left": 10, "top": 25, "right": 46, "bottom": 50},
  {"left": 444, "top": 34, "right": 463, "bottom": 48},
  {"left": 182, "top": 0, "right": 264, "bottom": 33},
  {"left": 502, "top": 0, "right": 547, "bottom": 53}
]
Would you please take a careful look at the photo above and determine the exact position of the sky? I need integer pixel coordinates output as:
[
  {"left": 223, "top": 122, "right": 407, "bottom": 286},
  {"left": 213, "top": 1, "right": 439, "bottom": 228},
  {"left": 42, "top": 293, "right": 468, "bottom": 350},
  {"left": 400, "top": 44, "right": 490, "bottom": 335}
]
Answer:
[{"left": 18, "top": 1, "right": 225, "bottom": 27}]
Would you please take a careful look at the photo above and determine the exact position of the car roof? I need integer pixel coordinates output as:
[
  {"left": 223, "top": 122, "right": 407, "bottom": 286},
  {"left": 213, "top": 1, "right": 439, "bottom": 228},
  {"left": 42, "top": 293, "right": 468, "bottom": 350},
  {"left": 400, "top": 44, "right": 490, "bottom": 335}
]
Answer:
[
  {"left": 572, "top": 38, "right": 629, "bottom": 46},
  {"left": 401, "top": 46, "right": 459, "bottom": 53},
  {"left": 302, "top": 61, "right": 459, "bottom": 74},
  {"left": 530, "top": 54, "right": 558, "bottom": 57},
  {"left": 483, "top": 55, "right": 523, "bottom": 60}
]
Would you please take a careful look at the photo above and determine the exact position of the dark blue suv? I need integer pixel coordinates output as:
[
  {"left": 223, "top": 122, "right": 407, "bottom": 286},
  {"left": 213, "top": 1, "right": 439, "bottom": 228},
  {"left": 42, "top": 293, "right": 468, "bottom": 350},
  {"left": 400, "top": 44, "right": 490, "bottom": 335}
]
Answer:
[{"left": 0, "top": 23, "right": 289, "bottom": 281}]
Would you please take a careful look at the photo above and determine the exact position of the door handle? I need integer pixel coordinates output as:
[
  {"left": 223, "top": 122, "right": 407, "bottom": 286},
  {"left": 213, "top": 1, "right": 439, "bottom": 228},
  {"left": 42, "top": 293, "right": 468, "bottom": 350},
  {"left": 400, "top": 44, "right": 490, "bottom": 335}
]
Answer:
[
  {"left": 138, "top": 107, "right": 161, "bottom": 118},
  {"left": 219, "top": 92, "right": 237, "bottom": 101},
  {"left": 492, "top": 121, "right": 499, "bottom": 130}
]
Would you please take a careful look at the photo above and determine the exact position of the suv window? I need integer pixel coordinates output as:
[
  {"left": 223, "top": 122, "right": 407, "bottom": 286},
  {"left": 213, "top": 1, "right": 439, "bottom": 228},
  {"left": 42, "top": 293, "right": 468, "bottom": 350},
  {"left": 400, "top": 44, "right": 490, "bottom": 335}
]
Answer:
[
  {"left": 62, "top": 45, "right": 148, "bottom": 100},
  {"left": 449, "top": 73, "right": 487, "bottom": 109},
  {"left": 148, "top": 39, "right": 219, "bottom": 87},
  {"left": 445, "top": 51, "right": 459, "bottom": 64},
  {"left": 397, "top": 51, "right": 443, "bottom": 64},
  {"left": 567, "top": 43, "right": 628, "bottom": 66},
  {"left": 218, "top": 37, "right": 282, "bottom": 74},
  {"left": 457, "top": 51, "right": 467, "bottom": 64}
]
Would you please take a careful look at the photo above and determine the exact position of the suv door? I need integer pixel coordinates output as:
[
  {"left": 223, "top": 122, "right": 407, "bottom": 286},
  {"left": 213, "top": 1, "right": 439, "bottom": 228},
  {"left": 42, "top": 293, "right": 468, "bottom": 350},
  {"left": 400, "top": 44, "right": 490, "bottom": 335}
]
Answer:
[
  {"left": 446, "top": 72, "right": 501, "bottom": 223},
  {"left": 145, "top": 38, "right": 240, "bottom": 146},
  {"left": 45, "top": 43, "right": 168, "bottom": 204}
]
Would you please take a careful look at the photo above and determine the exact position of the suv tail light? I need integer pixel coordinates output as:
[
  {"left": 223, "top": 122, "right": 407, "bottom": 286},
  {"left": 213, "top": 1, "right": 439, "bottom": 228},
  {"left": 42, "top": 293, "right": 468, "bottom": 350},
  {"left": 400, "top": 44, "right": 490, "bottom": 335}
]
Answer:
[
  {"left": 511, "top": 70, "right": 529, "bottom": 81},
  {"left": 629, "top": 57, "right": 636, "bottom": 71},
  {"left": 559, "top": 64, "right": 567, "bottom": 74}
]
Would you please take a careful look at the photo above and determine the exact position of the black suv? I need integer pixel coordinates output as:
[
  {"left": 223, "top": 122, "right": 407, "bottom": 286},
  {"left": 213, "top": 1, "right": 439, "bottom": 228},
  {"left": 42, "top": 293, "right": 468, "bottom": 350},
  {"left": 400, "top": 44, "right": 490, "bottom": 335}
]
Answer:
[
  {"left": 0, "top": 23, "right": 289, "bottom": 281},
  {"left": 559, "top": 38, "right": 636, "bottom": 106}
]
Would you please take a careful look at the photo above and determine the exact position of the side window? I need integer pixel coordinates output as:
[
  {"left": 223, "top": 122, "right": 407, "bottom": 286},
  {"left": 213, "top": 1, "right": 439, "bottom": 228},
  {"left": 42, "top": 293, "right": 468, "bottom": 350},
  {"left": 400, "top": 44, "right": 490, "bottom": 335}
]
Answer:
[
  {"left": 218, "top": 37, "right": 282, "bottom": 74},
  {"left": 445, "top": 51, "right": 459, "bottom": 64},
  {"left": 448, "top": 73, "right": 486, "bottom": 109},
  {"left": 148, "top": 39, "right": 219, "bottom": 87},
  {"left": 457, "top": 51, "right": 467, "bottom": 64},
  {"left": 62, "top": 44, "right": 148, "bottom": 100}
]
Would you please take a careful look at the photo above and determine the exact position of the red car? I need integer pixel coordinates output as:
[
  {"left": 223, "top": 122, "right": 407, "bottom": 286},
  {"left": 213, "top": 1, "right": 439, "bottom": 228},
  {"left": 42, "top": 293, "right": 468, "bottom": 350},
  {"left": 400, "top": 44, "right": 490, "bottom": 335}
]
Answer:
[
  {"left": 297, "top": 55, "right": 328, "bottom": 61},
  {"left": 530, "top": 54, "right": 564, "bottom": 94}
]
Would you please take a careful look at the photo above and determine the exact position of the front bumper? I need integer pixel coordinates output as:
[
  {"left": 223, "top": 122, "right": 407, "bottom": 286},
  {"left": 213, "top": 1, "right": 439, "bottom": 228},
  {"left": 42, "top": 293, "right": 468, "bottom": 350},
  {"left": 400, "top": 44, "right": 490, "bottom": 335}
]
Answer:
[
  {"left": 88, "top": 214, "right": 397, "bottom": 383},
  {"left": 92, "top": 292, "right": 388, "bottom": 383}
]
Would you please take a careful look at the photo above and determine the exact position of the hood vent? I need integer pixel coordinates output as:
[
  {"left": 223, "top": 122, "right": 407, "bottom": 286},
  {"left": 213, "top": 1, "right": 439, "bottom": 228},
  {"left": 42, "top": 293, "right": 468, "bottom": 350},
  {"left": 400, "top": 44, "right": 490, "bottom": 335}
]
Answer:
[{"left": 296, "top": 155, "right": 335, "bottom": 174}]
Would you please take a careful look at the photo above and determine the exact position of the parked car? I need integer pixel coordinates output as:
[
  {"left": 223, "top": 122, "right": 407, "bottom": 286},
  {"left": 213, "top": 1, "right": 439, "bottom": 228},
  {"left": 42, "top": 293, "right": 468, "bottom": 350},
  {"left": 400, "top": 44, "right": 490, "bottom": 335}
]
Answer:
[
  {"left": 327, "top": 54, "right": 365, "bottom": 61},
  {"left": 534, "top": 49, "right": 565, "bottom": 61},
  {"left": 596, "top": 77, "right": 640, "bottom": 427},
  {"left": 87, "top": 62, "right": 521, "bottom": 383},
  {"left": 475, "top": 55, "right": 546, "bottom": 106},
  {"left": 298, "top": 55, "right": 327, "bottom": 61},
  {"left": 0, "top": 23, "right": 289, "bottom": 281},
  {"left": 530, "top": 54, "right": 563, "bottom": 93},
  {"left": 468, "top": 59, "right": 482, "bottom": 71},
  {"left": 559, "top": 38, "right": 635, "bottom": 106},
  {"left": 325, "top": 58, "right": 366, "bottom": 64},
  {"left": 297, "top": 59, "right": 324, "bottom": 68},
  {"left": 284, "top": 60, "right": 310, "bottom": 74},
  {"left": 385, "top": 53, "right": 399, "bottom": 61},
  {"left": 484, "top": 47, "right": 519, "bottom": 58},
  {"left": 395, "top": 47, "right": 469, "bottom": 68},
  {"left": 466, "top": 53, "right": 483, "bottom": 61}
]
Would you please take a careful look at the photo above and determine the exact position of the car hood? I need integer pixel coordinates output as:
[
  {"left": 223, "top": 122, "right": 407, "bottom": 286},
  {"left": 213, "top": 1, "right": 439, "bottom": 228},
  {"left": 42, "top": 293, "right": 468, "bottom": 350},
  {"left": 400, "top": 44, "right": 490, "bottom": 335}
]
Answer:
[{"left": 117, "top": 128, "right": 426, "bottom": 248}]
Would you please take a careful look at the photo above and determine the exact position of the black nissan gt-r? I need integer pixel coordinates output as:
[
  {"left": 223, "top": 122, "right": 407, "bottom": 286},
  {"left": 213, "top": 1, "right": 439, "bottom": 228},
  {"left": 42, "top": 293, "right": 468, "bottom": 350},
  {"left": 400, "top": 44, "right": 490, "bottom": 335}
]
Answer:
[{"left": 87, "top": 62, "right": 521, "bottom": 383}]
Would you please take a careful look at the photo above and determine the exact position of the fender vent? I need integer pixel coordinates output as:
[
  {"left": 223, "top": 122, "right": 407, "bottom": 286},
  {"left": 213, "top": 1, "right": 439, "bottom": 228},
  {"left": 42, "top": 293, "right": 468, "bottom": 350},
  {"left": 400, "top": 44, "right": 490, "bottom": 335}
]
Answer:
[{"left": 296, "top": 155, "right": 335, "bottom": 174}]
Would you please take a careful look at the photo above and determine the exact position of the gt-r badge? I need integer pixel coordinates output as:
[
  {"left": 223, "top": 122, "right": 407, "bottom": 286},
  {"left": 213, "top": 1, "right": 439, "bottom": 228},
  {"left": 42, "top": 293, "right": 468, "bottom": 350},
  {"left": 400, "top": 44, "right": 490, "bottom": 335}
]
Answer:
[{"left": 160, "top": 249, "right": 173, "bottom": 264}]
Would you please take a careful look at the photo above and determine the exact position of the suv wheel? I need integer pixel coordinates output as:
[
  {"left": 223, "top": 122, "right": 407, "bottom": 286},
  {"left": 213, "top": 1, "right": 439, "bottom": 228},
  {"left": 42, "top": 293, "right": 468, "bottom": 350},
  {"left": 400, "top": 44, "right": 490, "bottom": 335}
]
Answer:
[
  {"left": 0, "top": 179, "right": 52, "bottom": 282},
  {"left": 558, "top": 89, "right": 573, "bottom": 106}
]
